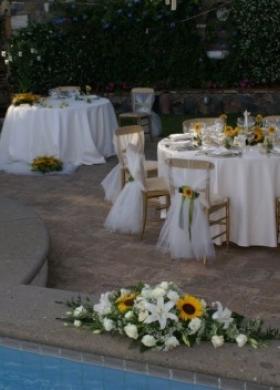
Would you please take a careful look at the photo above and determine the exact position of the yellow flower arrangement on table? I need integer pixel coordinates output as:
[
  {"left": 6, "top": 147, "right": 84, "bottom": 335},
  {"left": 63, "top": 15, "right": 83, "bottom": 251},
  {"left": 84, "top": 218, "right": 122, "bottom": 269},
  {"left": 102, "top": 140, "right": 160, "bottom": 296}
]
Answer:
[
  {"left": 31, "top": 155, "right": 63, "bottom": 174},
  {"left": 253, "top": 127, "right": 264, "bottom": 143},
  {"left": 224, "top": 125, "right": 240, "bottom": 138},
  {"left": 12, "top": 93, "right": 41, "bottom": 106}
]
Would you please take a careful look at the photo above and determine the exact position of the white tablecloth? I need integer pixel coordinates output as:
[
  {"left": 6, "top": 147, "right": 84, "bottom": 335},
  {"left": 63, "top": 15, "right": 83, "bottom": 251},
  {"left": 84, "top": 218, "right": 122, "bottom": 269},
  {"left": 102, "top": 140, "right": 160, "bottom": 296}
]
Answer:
[
  {"left": 158, "top": 138, "right": 280, "bottom": 247},
  {"left": 0, "top": 96, "right": 118, "bottom": 172}
]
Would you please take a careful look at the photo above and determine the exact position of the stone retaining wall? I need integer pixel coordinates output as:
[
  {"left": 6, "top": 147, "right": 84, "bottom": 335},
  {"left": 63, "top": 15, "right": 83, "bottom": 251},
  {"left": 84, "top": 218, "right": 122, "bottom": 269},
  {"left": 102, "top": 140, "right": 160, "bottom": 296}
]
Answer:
[{"left": 106, "top": 89, "right": 280, "bottom": 116}]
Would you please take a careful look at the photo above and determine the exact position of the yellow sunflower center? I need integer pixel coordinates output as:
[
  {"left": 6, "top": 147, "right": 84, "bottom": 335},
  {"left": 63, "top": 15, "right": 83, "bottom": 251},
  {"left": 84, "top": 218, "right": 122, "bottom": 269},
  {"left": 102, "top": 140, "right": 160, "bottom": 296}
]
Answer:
[
  {"left": 176, "top": 295, "right": 203, "bottom": 321},
  {"left": 116, "top": 293, "right": 137, "bottom": 313}
]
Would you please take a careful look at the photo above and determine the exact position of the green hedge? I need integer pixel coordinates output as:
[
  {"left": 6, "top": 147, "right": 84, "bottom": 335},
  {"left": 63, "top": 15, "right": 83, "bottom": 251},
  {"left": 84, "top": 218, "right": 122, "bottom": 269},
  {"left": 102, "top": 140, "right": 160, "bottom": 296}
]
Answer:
[{"left": 5, "top": 0, "right": 280, "bottom": 93}]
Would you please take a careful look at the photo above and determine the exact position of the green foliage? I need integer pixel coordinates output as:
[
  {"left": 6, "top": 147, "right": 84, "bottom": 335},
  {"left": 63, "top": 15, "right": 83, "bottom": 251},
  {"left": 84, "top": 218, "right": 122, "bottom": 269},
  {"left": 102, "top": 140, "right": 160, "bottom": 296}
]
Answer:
[
  {"left": 5, "top": 0, "right": 280, "bottom": 92},
  {"left": 7, "top": 0, "right": 203, "bottom": 93},
  {"left": 229, "top": 0, "right": 280, "bottom": 86}
]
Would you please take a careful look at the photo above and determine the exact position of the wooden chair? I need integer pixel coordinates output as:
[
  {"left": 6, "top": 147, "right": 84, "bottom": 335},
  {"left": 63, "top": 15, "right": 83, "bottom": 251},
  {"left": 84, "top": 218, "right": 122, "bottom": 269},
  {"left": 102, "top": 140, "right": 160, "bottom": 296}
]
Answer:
[
  {"left": 141, "top": 175, "right": 170, "bottom": 239},
  {"left": 115, "top": 125, "right": 157, "bottom": 187},
  {"left": 263, "top": 115, "right": 280, "bottom": 122},
  {"left": 167, "top": 158, "right": 230, "bottom": 261},
  {"left": 183, "top": 117, "right": 224, "bottom": 133},
  {"left": 52, "top": 86, "right": 81, "bottom": 93},
  {"left": 119, "top": 88, "right": 154, "bottom": 139}
]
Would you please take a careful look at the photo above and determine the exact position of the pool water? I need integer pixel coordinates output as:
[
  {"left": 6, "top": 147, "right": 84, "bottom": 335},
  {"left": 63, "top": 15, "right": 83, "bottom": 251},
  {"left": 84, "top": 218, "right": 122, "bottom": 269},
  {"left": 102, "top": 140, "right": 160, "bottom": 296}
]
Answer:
[{"left": 0, "top": 345, "right": 217, "bottom": 390}]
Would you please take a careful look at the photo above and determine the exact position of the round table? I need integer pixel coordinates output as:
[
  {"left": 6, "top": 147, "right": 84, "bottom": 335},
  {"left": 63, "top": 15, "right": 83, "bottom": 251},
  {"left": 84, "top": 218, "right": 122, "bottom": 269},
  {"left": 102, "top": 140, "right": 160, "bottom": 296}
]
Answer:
[
  {"left": 158, "top": 138, "right": 280, "bottom": 247},
  {"left": 0, "top": 96, "right": 118, "bottom": 173}
]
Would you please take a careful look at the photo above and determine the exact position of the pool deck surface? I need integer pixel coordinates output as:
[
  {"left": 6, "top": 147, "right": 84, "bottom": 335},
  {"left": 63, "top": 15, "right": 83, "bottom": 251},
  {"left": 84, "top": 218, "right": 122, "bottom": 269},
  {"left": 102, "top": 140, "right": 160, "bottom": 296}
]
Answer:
[{"left": 0, "top": 140, "right": 280, "bottom": 387}]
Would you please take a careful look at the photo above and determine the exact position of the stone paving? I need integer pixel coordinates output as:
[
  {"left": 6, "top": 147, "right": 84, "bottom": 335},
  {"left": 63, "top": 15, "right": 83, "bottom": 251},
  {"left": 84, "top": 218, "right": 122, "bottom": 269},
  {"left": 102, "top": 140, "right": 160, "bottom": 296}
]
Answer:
[{"left": 0, "top": 140, "right": 279, "bottom": 327}]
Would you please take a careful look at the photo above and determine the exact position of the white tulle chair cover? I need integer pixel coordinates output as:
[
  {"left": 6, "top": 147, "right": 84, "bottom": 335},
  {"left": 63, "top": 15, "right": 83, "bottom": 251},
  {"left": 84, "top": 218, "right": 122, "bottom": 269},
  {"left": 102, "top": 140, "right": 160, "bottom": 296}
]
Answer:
[
  {"left": 132, "top": 91, "right": 161, "bottom": 137},
  {"left": 157, "top": 165, "right": 215, "bottom": 260},
  {"left": 101, "top": 131, "right": 144, "bottom": 203},
  {"left": 104, "top": 143, "right": 146, "bottom": 234}
]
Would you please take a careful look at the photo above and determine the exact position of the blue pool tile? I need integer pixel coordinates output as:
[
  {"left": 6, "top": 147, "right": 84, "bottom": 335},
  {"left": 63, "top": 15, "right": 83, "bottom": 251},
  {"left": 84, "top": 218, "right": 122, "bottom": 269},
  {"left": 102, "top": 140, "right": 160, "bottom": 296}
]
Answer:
[
  {"left": 147, "top": 376, "right": 172, "bottom": 390},
  {"left": 125, "top": 371, "right": 148, "bottom": 389}
]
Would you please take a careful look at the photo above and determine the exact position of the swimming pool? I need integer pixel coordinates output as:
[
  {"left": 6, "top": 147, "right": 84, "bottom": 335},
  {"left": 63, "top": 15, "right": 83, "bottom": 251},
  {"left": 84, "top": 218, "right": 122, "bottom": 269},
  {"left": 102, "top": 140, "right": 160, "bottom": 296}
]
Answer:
[{"left": 0, "top": 345, "right": 218, "bottom": 390}]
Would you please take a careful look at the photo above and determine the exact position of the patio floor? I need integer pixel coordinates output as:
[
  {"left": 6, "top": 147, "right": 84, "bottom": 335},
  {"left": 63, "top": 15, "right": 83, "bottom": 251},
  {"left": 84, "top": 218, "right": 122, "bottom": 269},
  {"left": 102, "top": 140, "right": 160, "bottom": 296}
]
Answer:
[{"left": 0, "top": 139, "right": 279, "bottom": 328}]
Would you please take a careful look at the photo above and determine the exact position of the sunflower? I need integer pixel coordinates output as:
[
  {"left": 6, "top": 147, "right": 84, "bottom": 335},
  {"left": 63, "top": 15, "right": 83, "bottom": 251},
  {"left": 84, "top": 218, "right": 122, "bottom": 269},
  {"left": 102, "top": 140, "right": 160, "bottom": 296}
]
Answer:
[
  {"left": 254, "top": 127, "right": 264, "bottom": 143},
  {"left": 193, "top": 122, "right": 203, "bottom": 135},
  {"left": 224, "top": 126, "right": 239, "bottom": 138},
  {"left": 182, "top": 186, "right": 193, "bottom": 199},
  {"left": 176, "top": 295, "right": 204, "bottom": 321},
  {"left": 268, "top": 126, "right": 276, "bottom": 135},
  {"left": 116, "top": 292, "right": 137, "bottom": 313}
]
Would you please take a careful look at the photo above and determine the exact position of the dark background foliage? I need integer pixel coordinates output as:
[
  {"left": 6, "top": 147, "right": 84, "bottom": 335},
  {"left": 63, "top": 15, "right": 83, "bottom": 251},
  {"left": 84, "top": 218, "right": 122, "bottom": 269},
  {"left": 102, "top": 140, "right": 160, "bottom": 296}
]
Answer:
[{"left": 5, "top": 0, "right": 280, "bottom": 93}]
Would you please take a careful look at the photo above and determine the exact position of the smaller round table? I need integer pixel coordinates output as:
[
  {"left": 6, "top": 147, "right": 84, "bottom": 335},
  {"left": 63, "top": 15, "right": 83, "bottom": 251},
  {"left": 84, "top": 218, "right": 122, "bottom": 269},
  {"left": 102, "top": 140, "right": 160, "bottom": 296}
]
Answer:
[
  {"left": 0, "top": 96, "right": 118, "bottom": 173},
  {"left": 158, "top": 138, "right": 280, "bottom": 247}
]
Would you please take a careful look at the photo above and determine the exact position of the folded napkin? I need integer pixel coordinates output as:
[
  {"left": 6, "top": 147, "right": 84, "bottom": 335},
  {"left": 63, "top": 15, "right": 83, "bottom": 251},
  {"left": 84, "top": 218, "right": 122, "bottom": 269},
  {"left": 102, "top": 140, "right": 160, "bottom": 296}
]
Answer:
[
  {"left": 169, "top": 133, "right": 192, "bottom": 141},
  {"left": 272, "top": 146, "right": 280, "bottom": 154},
  {"left": 203, "top": 146, "right": 241, "bottom": 156}
]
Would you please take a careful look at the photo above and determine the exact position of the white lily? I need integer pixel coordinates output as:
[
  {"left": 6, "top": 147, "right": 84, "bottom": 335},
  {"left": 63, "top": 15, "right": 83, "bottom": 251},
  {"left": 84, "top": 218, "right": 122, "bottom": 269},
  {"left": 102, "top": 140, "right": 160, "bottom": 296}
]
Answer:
[
  {"left": 93, "top": 292, "right": 112, "bottom": 316},
  {"left": 212, "top": 301, "right": 233, "bottom": 329},
  {"left": 144, "top": 296, "right": 178, "bottom": 330}
]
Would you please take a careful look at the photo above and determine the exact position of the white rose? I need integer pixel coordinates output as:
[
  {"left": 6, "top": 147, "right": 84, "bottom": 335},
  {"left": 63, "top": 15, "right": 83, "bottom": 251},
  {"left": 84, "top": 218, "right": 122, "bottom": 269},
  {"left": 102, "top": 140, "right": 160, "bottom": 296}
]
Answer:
[
  {"left": 4, "top": 59, "right": 9, "bottom": 65},
  {"left": 37, "top": 55, "right": 41, "bottom": 61},
  {"left": 1, "top": 51, "right": 6, "bottom": 57},
  {"left": 124, "top": 310, "right": 134, "bottom": 320},
  {"left": 141, "top": 288, "right": 153, "bottom": 299},
  {"left": 159, "top": 281, "right": 169, "bottom": 290},
  {"left": 103, "top": 318, "right": 114, "bottom": 331},
  {"left": 30, "top": 48, "right": 36, "bottom": 54},
  {"left": 165, "top": 336, "right": 180, "bottom": 350},
  {"left": 73, "top": 305, "right": 87, "bottom": 318},
  {"left": 167, "top": 290, "right": 179, "bottom": 302},
  {"left": 18, "top": 51, "right": 22, "bottom": 57},
  {"left": 235, "top": 334, "right": 248, "bottom": 348},
  {"left": 138, "top": 310, "right": 149, "bottom": 322},
  {"left": 211, "top": 335, "right": 224, "bottom": 348},
  {"left": 151, "top": 287, "right": 166, "bottom": 299},
  {"left": 188, "top": 318, "right": 202, "bottom": 334},
  {"left": 141, "top": 335, "right": 156, "bottom": 347},
  {"left": 124, "top": 324, "right": 138, "bottom": 340},
  {"left": 74, "top": 320, "right": 82, "bottom": 328}
]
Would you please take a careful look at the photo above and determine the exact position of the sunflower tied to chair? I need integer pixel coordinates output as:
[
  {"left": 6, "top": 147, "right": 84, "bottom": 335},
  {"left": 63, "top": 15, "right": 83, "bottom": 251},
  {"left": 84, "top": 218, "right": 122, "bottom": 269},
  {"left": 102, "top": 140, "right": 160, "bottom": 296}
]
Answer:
[{"left": 178, "top": 185, "right": 200, "bottom": 241}]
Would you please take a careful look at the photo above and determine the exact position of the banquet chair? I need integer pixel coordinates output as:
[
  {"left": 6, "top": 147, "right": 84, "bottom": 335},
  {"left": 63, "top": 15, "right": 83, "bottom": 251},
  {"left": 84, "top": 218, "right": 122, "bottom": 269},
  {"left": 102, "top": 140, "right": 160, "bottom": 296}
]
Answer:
[
  {"left": 157, "top": 158, "right": 230, "bottom": 262},
  {"left": 263, "top": 115, "right": 280, "bottom": 126},
  {"left": 105, "top": 143, "right": 170, "bottom": 239},
  {"left": 119, "top": 88, "right": 161, "bottom": 138},
  {"left": 52, "top": 86, "right": 81, "bottom": 93},
  {"left": 183, "top": 117, "right": 224, "bottom": 133},
  {"left": 101, "top": 125, "right": 158, "bottom": 203}
]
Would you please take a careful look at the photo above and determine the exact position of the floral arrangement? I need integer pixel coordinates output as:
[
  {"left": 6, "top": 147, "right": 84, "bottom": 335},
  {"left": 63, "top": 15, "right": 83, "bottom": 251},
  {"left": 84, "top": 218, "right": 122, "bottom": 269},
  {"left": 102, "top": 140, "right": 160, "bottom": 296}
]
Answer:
[
  {"left": 12, "top": 93, "right": 40, "bottom": 106},
  {"left": 31, "top": 156, "right": 63, "bottom": 174},
  {"left": 62, "top": 282, "right": 279, "bottom": 351},
  {"left": 179, "top": 186, "right": 199, "bottom": 240}
]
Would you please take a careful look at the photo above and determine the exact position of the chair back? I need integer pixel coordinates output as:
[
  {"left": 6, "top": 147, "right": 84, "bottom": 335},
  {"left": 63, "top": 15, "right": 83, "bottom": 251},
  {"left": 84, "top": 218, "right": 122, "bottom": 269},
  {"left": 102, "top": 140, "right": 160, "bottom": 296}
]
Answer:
[
  {"left": 114, "top": 125, "right": 145, "bottom": 167},
  {"left": 166, "top": 158, "right": 214, "bottom": 206},
  {"left": 131, "top": 88, "right": 155, "bottom": 114},
  {"left": 52, "top": 86, "right": 81, "bottom": 93},
  {"left": 263, "top": 115, "right": 280, "bottom": 126},
  {"left": 183, "top": 117, "right": 224, "bottom": 133}
]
